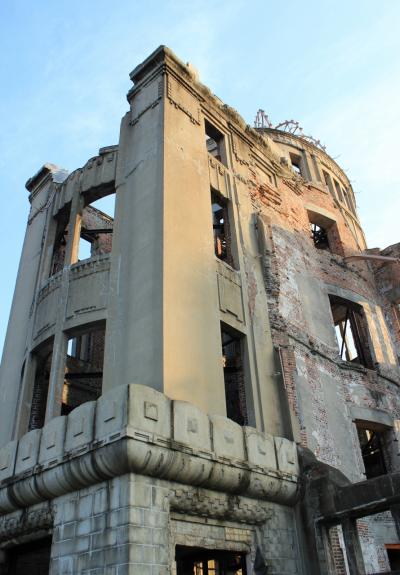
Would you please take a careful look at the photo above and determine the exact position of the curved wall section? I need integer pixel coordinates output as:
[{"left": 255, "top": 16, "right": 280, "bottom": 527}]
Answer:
[{"left": 66, "top": 254, "right": 110, "bottom": 324}]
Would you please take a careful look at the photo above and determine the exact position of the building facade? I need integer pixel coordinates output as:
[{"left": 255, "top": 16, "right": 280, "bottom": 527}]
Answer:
[{"left": 0, "top": 46, "right": 399, "bottom": 574}]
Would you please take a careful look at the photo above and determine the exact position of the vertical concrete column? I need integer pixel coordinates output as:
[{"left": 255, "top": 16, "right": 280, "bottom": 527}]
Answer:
[
  {"left": 45, "top": 191, "right": 82, "bottom": 422},
  {"left": 341, "top": 518, "right": 366, "bottom": 575},
  {"left": 0, "top": 166, "right": 63, "bottom": 445},
  {"left": 162, "top": 67, "right": 225, "bottom": 414},
  {"left": 103, "top": 68, "right": 165, "bottom": 393},
  {"left": 14, "top": 354, "right": 37, "bottom": 437},
  {"left": 103, "top": 47, "right": 226, "bottom": 416}
]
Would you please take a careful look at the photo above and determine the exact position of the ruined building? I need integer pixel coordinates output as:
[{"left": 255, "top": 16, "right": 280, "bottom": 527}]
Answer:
[{"left": 0, "top": 46, "right": 399, "bottom": 574}]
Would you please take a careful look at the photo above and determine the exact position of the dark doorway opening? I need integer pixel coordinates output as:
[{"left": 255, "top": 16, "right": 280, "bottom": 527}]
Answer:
[
  {"left": 387, "top": 546, "right": 400, "bottom": 570},
  {"left": 7, "top": 537, "right": 52, "bottom": 575},
  {"left": 176, "top": 546, "right": 247, "bottom": 575}
]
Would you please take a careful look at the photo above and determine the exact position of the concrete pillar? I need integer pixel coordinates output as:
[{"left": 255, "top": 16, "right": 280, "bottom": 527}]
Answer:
[
  {"left": 103, "top": 47, "right": 226, "bottom": 416},
  {"left": 45, "top": 191, "right": 82, "bottom": 422},
  {"left": 341, "top": 518, "right": 366, "bottom": 575},
  {"left": 14, "top": 353, "right": 37, "bottom": 437},
  {"left": 0, "top": 166, "right": 64, "bottom": 446}
]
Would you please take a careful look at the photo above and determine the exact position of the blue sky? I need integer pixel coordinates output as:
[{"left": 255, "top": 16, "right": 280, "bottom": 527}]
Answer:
[{"left": 0, "top": 0, "right": 399, "bottom": 354}]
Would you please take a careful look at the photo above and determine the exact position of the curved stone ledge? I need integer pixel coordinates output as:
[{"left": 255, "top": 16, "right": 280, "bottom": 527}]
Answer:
[{"left": 0, "top": 384, "right": 299, "bottom": 515}]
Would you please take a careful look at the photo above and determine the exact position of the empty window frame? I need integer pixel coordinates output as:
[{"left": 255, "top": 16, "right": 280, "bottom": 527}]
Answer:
[
  {"left": 323, "top": 170, "right": 335, "bottom": 197},
  {"left": 343, "top": 188, "right": 356, "bottom": 213},
  {"left": 221, "top": 325, "right": 248, "bottom": 426},
  {"left": 307, "top": 210, "right": 340, "bottom": 253},
  {"left": 63, "top": 325, "right": 106, "bottom": 414},
  {"left": 356, "top": 421, "right": 388, "bottom": 479},
  {"left": 289, "top": 152, "right": 303, "bottom": 176},
  {"left": 50, "top": 207, "right": 70, "bottom": 276},
  {"left": 28, "top": 342, "right": 54, "bottom": 431},
  {"left": 211, "top": 190, "right": 233, "bottom": 266},
  {"left": 205, "top": 120, "right": 227, "bottom": 166},
  {"left": 176, "top": 546, "right": 247, "bottom": 575},
  {"left": 310, "top": 222, "right": 330, "bottom": 250},
  {"left": 333, "top": 179, "right": 344, "bottom": 203},
  {"left": 78, "top": 198, "right": 114, "bottom": 262},
  {"left": 329, "top": 296, "right": 373, "bottom": 368}
]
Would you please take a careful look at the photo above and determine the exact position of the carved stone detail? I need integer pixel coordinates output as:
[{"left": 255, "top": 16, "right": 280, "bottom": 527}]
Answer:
[
  {"left": 167, "top": 76, "right": 201, "bottom": 125},
  {"left": 0, "top": 504, "right": 53, "bottom": 542},
  {"left": 170, "top": 486, "right": 273, "bottom": 525}
]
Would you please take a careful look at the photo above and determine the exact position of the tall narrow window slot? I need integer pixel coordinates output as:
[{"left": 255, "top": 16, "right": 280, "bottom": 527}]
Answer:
[
  {"left": 63, "top": 324, "right": 106, "bottom": 414},
  {"left": 334, "top": 179, "right": 344, "bottom": 202},
  {"left": 28, "top": 341, "right": 54, "bottom": 430},
  {"left": 205, "top": 120, "right": 227, "bottom": 166},
  {"left": 220, "top": 325, "right": 248, "bottom": 426},
  {"left": 50, "top": 207, "right": 70, "bottom": 276},
  {"left": 289, "top": 152, "right": 303, "bottom": 176},
  {"left": 211, "top": 190, "right": 233, "bottom": 266},
  {"left": 329, "top": 296, "right": 373, "bottom": 368}
]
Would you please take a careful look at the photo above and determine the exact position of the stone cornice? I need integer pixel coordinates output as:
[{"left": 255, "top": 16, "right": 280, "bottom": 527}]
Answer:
[{"left": 0, "top": 385, "right": 299, "bottom": 515}]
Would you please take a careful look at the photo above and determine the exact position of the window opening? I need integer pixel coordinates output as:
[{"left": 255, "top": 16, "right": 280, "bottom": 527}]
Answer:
[
  {"left": 28, "top": 343, "right": 53, "bottom": 431},
  {"left": 329, "top": 296, "right": 373, "bottom": 368},
  {"left": 290, "top": 153, "right": 303, "bottom": 176},
  {"left": 221, "top": 325, "right": 248, "bottom": 426},
  {"left": 310, "top": 222, "right": 330, "bottom": 250},
  {"left": 323, "top": 170, "right": 335, "bottom": 197},
  {"left": 334, "top": 180, "right": 344, "bottom": 202},
  {"left": 6, "top": 536, "right": 52, "bottom": 575},
  {"left": 63, "top": 325, "right": 105, "bottom": 415},
  {"left": 343, "top": 188, "right": 355, "bottom": 213},
  {"left": 356, "top": 423, "right": 387, "bottom": 479},
  {"left": 205, "top": 120, "right": 227, "bottom": 165},
  {"left": 78, "top": 199, "right": 114, "bottom": 262},
  {"left": 211, "top": 191, "right": 233, "bottom": 265},
  {"left": 176, "top": 546, "right": 247, "bottom": 575},
  {"left": 50, "top": 208, "right": 70, "bottom": 276},
  {"left": 78, "top": 235, "right": 92, "bottom": 260}
]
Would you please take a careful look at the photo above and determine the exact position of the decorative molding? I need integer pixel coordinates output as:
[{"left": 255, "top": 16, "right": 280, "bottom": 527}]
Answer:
[
  {"left": 170, "top": 486, "right": 273, "bottom": 525},
  {"left": 69, "top": 254, "right": 110, "bottom": 280},
  {"left": 167, "top": 75, "right": 201, "bottom": 125},
  {"left": 0, "top": 504, "right": 53, "bottom": 543}
]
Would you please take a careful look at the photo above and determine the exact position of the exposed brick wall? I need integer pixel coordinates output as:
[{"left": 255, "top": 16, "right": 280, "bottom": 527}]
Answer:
[
  {"left": 247, "top": 150, "right": 400, "bottom": 569},
  {"left": 82, "top": 206, "right": 113, "bottom": 256}
]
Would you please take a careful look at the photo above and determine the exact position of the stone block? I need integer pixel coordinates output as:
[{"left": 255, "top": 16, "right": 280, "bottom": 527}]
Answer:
[
  {"left": 39, "top": 415, "right": 66, "bottom": 466},
  {"left": 210, "top": 415, "right": 245, "bottom": 460},
  {"left": 65, "top": 401, "right": 96, "bottom": 453},
  {"left": 172, "top": 400, "right": 211, "bottom": 452},
  {"left": 15, "top": 429, "right": 41, "bottom": 474},
  {"left": 128, "top": 384, "right": 171, "bottom": 439},
  {"left": 0, "top": 440, "right": 18, "bottom": 482},
  {"left": 244, "top": 427, "right": 277, "bottom": 469},
  {"left": 274, "top": 437, "right": 299, "bottom": 475},
  {"left": 95, "top": 384, "right": 129, "bottom": 442}
]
